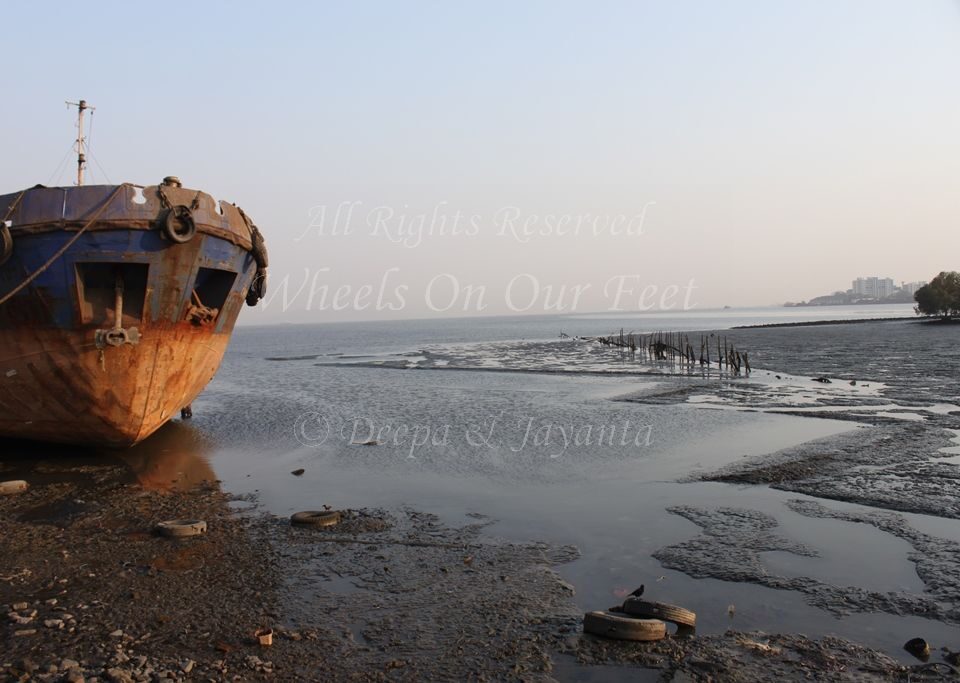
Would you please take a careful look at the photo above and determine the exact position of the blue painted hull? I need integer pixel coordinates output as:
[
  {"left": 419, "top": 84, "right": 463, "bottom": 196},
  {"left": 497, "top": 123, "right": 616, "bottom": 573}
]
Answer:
[{"left": 0, "top": 182, "right": 265, "bottom": 445}]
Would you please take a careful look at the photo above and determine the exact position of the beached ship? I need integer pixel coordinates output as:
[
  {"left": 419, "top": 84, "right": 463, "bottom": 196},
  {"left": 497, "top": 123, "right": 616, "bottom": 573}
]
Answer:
[{"left": 0, "top": 100, "right": 268, "bottom": 446}]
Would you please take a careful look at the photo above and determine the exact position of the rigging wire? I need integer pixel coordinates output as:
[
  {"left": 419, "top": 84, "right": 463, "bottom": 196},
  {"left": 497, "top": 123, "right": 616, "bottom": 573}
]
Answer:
[
  {"left": 46, "top": 141, "right": 76, "bottom": 186},
  {"left": 85, "top": 109, "right": 112, "bottom": 185},
  {"left": 90, "top": 151, "right": 112, "bottom": 185}
]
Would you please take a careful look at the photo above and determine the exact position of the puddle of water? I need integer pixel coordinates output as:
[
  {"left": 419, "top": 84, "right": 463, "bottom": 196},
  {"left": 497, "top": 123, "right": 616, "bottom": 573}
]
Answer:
[
  {"left": 935, "top": 429, "right": 960, "bottom": 464},
  {"left": 767, "top": 512, "right": 925, "bottom": 593},
  {"left": 873, "top": 411, "right": 925, "bottom": 422},
  {"left": 320, "top": 574, "right": 360, "bottom": 596}
]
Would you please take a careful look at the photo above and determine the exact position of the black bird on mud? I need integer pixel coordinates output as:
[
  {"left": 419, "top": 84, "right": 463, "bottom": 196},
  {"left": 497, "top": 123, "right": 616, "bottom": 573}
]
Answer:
[{"left": 629, "top": 585, "right": 644, "bottom": 598}]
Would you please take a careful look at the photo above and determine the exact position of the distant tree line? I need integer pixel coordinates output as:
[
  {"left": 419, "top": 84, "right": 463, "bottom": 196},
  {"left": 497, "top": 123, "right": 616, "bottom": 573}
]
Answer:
[{"left": 914, "top": 271, "right": 960, "bottom": 320}]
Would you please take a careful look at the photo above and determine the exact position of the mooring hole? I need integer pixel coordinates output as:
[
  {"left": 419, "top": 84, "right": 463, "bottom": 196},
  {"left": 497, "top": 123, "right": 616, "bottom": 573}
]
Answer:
[
  {"left": 188, "top": 267, "right": 237, "bottom": 322},
  {"left": 76, "top": 262, "right": 148, "bottom": 326}
]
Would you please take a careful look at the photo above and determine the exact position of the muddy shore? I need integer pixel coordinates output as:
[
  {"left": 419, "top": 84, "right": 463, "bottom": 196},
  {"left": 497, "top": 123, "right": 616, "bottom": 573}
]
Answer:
[{"left": 0, "top": 453, "right": 931, "bottom": 682}]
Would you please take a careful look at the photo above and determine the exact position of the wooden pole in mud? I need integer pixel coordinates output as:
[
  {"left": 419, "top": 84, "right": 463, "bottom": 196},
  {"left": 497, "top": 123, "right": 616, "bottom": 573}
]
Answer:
[{"left": 589, "top": 329, "right": 748, "bottom": 375}]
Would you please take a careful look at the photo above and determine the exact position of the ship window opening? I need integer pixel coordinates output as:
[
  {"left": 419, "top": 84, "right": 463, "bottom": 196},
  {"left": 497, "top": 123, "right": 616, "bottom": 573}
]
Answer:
[
  {"left": 187, "top": 267, "right": 236, "bottom": 324},
  {"left": 76, "top": 263, "right": 148, "bottom": 326}
]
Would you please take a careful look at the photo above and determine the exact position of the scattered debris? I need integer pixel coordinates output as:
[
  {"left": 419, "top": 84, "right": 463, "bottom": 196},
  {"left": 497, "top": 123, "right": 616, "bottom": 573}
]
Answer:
[
  {"left": 255, "top": 627, "right": 273, "bottom": 647},
  {"left": 905, "top": 637, "right": 931, "bottom": 660},
  {"left": 0, "top": 480, "right": 28, "bottom": 495},
  {"left": 736, "top": 636, "right": 782, "bottom": 655},
  {"left": 911, "top": 662, "right": 960, "bottom": 678}
]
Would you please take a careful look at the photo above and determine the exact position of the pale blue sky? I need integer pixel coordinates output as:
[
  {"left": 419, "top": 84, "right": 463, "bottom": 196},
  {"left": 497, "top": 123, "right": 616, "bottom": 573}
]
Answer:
[{"left": 3, "top": 2, "right": 959, "bottom": 321}]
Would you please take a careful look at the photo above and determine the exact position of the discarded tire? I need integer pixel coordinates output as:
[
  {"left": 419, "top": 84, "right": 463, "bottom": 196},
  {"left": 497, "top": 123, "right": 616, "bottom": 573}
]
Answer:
[
  {"left": 155, "top": 519, "right": 207, "bottom": 538},
  {"left": 291, "top": 510, "right": 340, "bottom": 527},
  {"left": 583, "top": 611, "right": 666, "bottom": 642},
  {"left": 622, "top": 598, "right": 696, "bottom": 628},
  {"left": 0, "top": 480, "right": 28, "bottom": 495}
]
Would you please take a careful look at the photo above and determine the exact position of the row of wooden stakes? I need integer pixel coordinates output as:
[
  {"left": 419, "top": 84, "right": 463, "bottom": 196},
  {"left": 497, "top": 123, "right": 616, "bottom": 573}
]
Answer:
[{"left": 586, "top": 329, "right": 751, "bottom": 374}]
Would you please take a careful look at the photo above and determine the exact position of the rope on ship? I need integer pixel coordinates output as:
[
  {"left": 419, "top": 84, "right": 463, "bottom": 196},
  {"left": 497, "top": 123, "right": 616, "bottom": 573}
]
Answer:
[
  {"left": 0, "top": 183, "right": 128, "bottom": 306},
  {"left": 0, "top": 188, "right": 29, "bottom": 266},
  {"left": 237, "top": 206, "right": 268, "bottom": 306}
]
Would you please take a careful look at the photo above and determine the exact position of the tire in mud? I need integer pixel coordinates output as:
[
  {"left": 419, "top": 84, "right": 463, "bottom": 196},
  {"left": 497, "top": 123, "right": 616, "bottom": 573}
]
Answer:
[
  {"left": 622, "top": 598, "right": 696, "bottom": 627},
  {"left": 0, "top": 480, "right": 28, "bottom": 495},
  {"left": 155, "top": 519, "right": 208, "bottom": 538},
  {"left": 583, "top": 611, "right": 666, "bottom": 642},
  {"left": 291, "top": 510, "right": 341, "bottom": 527}
]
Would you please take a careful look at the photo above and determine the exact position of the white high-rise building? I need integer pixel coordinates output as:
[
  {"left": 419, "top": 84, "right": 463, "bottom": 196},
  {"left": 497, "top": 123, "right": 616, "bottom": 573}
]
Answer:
[{"left": 852, "top": 276, "right": 895, "bottom": 299}]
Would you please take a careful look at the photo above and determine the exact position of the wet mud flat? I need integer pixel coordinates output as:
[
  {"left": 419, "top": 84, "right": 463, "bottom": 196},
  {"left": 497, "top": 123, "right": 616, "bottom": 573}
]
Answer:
[
  {"left": 4, "top": 318, "right": 958, "bottom": 681},
  {"left": 605, "top": 319, "right": 960, "bottom": 675},
  {"left": 0, "top": 455, "right": 920, "bottom": 682}
]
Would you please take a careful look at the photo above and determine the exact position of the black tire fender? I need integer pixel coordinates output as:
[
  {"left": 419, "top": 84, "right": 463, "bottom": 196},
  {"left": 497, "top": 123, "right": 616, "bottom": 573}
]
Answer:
[
  {"left": 583, "top": 611, "right": 666, "bottom": 642},
  {"left": 0, "top": 224, "right": 12, "bottom": 266},
  {"left": 291, "top": 510, "right": 340, "bottom": 527},
  {"left": 163, "top": 205, "right": 197, "bottom": 243},
  {"left": 245, "top": 267, "right": 267, "bottom": 307},
  {"left": 622, "top": 598, "right": 697, "bottom": 627},
  {"left": 155, "top": 519, "right": 207, "bottom": 538}
]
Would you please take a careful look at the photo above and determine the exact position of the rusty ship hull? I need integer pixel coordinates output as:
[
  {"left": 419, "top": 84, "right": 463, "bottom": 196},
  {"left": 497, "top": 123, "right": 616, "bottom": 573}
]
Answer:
[{"left": 0, "top": 181, "right": 266, "bottom": 446}]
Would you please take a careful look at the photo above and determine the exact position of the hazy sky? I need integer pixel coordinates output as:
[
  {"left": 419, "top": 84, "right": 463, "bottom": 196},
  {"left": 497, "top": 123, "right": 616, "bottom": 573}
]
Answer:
[{"left": 3, "top": 1, "right": 959, "bottom": 323}]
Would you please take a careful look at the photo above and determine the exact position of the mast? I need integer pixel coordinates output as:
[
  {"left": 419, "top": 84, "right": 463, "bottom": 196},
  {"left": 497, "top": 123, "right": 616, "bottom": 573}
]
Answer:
[{"left": 65, "top": 98, "right": 95, "bottom": 186}]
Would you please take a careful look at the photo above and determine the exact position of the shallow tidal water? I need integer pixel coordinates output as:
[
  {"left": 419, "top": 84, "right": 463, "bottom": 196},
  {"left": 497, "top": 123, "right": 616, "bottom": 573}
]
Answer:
[{"left": 5, "top": 304, "right": 960, "bottom": 675}]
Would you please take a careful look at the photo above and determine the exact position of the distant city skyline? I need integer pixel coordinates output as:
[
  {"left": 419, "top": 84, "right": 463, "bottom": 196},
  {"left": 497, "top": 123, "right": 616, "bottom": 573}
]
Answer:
[
  {"left": 848, "top": 276, "right": 926, "bottom": 298},
  {"left": 783, "top": 273, "right": 930, "bottom": 307}
]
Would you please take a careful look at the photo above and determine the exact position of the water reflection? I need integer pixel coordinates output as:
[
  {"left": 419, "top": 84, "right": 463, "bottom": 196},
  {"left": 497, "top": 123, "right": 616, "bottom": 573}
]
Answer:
[
  {"left": 0, "top": 421, "right": 217, "bottom": 493},
  {"left": 116, "top": 422, "right": 217, "bottom": 491}
]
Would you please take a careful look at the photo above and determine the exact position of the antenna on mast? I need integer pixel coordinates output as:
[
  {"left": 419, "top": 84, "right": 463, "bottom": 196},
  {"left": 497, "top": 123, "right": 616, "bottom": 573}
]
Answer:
[{"left": 65, "top": 99, "right": 95, "bottom": 186}]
